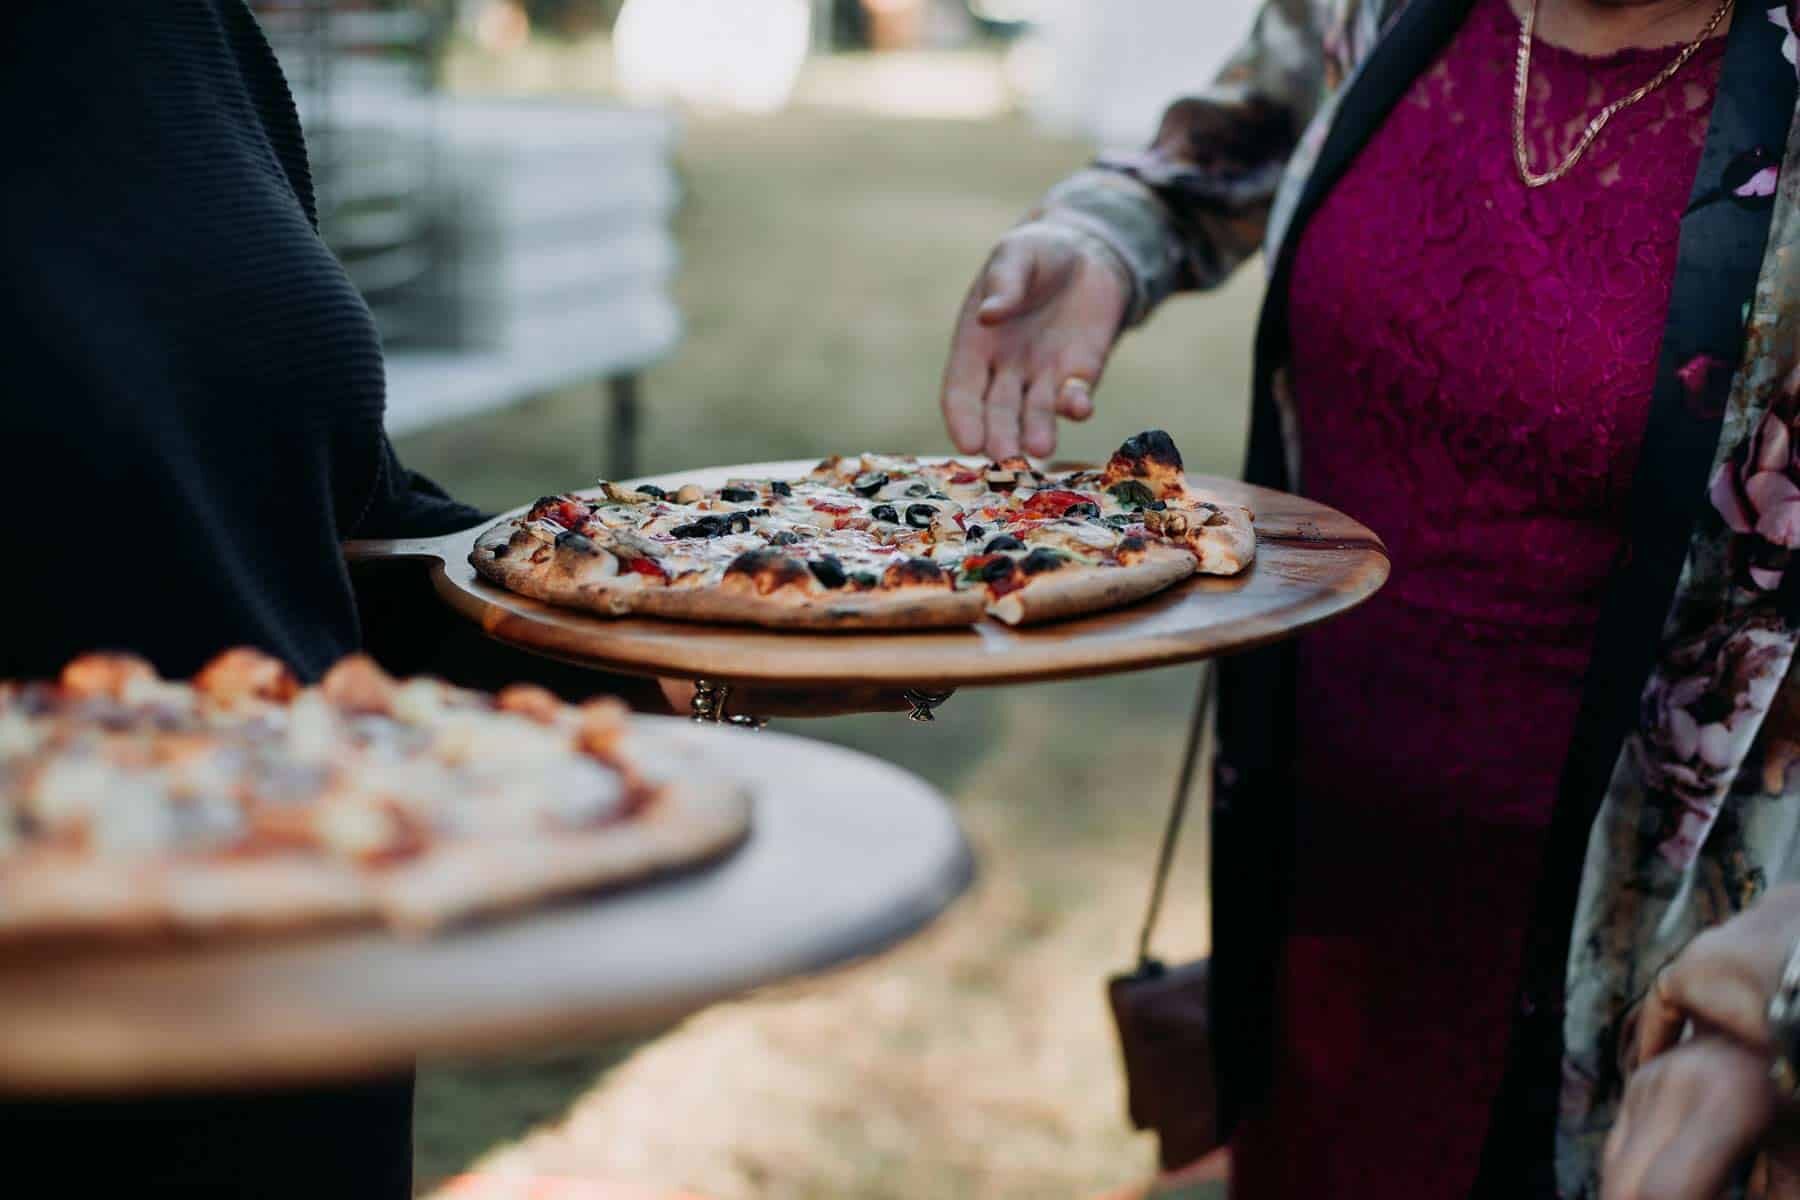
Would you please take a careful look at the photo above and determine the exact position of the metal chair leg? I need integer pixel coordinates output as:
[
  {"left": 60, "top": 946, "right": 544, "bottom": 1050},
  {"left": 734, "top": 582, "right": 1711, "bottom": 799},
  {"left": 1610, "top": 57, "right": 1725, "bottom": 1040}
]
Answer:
[{"left": 607, "top": 374, "right": 641, "bottom": 481}]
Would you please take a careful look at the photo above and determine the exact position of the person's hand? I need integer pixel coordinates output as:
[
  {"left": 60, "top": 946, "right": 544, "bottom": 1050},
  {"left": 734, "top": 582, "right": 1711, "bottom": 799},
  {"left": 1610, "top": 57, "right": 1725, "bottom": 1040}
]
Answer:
[
  {"left": 1635, "top": 885, "right": 1800, "bottom": 1069},
  {"left": 940, "top": 222, "right": 1131, "bottom": 460},
  {"left": 1604, "top": 1035, "right": 1776, "bottom": 1200},
  {"left": 656, "top": 679, "right": 951, "bottom": 719}
]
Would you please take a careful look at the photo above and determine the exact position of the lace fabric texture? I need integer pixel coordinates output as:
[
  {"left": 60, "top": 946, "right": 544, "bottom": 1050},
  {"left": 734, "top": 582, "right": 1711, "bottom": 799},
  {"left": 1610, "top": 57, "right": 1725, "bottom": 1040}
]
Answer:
[{"left": 1230, "top": 0, "right": 1728, "bottom": 1194}]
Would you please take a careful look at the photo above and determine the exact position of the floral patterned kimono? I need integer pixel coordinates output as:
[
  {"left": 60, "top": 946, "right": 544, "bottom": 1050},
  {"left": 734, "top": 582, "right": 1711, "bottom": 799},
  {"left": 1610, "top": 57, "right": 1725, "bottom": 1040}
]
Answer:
[{"left": 1038, "top": 1, "right": 1800, "bottom": 1195}]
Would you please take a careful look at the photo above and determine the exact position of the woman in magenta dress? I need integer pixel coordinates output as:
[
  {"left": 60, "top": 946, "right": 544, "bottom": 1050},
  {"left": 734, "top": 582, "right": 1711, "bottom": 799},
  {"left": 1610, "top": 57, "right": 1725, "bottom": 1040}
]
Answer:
[
  {"left": 1238, "top": 0, "right": 1721, "bottom": 1192},
  {"left": 942, "top": 0, "right": 1800, "bottom": 1195}
]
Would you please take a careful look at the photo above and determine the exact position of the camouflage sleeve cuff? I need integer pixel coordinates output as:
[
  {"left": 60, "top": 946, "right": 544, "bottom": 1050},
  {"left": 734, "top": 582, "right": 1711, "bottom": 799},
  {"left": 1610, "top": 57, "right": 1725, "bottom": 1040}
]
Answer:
[{"left": 1034, "top": 169, "right": 1187, "bottom": 327}]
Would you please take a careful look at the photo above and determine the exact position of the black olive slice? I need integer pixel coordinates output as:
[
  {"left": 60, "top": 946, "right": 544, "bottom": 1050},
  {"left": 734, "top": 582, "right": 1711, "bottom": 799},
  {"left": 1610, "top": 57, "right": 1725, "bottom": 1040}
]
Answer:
[
  {"left": 978, "top": 556, "right": 1015, "bottom": 582},
  {"left": 634, "top": 484, "right": 668, "bottom": 500},
  {"left": 719, "top": 486, "right": 757, "bottom": 502},
  {"left": 1064, "top": 501, "right": 1102, "bottom": 520},
  {"left": 770, "top": 530, "right": 803, "bottom": 546},
  {"left": 853, "top": 471, "right": 889, "bottom": 497},
  {"left": 904, "top": 481, "right": 931, "bottom": 498},
  {"left": 1021, "top": 548, "right": 1067, "bottom": 574},
  {"left": 554, "top": 530, "right": 600, "bottom": 555},
  {"left": 983, "top": 534, "right": 1026, "bottom": 553},
  {"left": 807, "top": 556, "right": 848, "bottom": 589},
  {"left": 770, "top": 480, "right": 793, "bottom": 497},
  {"left": 966, "top": 523, "right": 986, "bottom": 541},
  {"left": 671, "top": 514, "right": 729, "bottom": 539},
  {"left": 904, "top": 503, "right": 938, "bottom": 529},
  {"left": 850, "top": 571, "right": 880, "bottom": 588},
  {"left": 869, "top": 504, "right": 900, "bottom": 524}
]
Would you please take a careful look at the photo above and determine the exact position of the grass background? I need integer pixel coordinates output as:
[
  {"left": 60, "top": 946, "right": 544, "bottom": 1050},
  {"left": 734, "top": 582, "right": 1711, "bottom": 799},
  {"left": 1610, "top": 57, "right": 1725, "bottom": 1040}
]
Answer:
[{"left": 397, "top": 103, "right": 1262, "bottom": 1199}]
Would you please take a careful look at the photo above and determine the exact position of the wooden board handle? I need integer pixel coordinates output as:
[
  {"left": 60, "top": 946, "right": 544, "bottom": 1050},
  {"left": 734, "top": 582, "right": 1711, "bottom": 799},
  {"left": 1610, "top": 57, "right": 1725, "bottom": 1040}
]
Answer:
[{"left": 342, "top": 529, "right": 473, "bottom": 566}]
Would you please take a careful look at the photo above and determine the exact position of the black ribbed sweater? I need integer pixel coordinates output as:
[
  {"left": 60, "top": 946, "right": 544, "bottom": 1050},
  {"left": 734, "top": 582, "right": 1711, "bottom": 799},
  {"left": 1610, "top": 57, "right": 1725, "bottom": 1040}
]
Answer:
[
  {"left": 0, "top": 3, "right": 493, "bottom": 1193},
  {"left": 1, "top": 0, "right": 481, "bottom": 684}
]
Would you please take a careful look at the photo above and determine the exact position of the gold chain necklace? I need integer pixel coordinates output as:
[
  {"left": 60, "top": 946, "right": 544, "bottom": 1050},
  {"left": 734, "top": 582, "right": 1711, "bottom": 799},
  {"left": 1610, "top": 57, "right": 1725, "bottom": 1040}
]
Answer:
[{"left": 1512, "top": 0, "right": 1733, "bottom": 188}]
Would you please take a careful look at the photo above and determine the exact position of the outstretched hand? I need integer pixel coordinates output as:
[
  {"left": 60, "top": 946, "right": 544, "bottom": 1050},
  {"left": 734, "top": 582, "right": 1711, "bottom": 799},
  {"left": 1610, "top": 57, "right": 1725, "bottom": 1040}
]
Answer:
[{"left": 940, "top": 223, "right": 1130, "bottom": 461}]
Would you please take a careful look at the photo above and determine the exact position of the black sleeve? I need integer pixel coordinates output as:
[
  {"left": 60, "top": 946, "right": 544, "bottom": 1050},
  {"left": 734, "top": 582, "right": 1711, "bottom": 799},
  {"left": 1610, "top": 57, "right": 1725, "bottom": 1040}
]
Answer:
[
  {"left": 348, "top": 437, "right": 489, "bottom": 540},
  {"left": 345, "top": 442, "right": 670, "bottom": 710}
]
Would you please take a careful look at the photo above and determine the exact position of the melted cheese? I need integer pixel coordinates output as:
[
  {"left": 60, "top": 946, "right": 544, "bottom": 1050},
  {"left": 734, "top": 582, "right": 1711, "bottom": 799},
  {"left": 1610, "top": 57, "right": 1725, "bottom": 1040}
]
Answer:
[
  {"left": 390, "top": 679, "right": 450, "bottom": 726},
  {"left": 317, "top": 797, "right": 401, "bottom": 860},
  {"left": 285, "top": 692, "right": 341, "bottom": 762},
  {"left": 0, "top": 712, "right": 42, "bottom": 761},
  {"left": 33, "top": 758, "right": 177, "bottom": 856},
  {"left": 501, "top": 454, "right": 1219, "bottom": 598},
  {"left": 434, "top": 712, "right": 570, "bottom": 767}
]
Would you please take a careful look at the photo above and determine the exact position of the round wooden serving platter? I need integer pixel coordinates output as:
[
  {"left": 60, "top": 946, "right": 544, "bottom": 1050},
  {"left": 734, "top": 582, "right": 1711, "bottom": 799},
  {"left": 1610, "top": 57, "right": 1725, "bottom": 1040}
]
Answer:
[
  {"left": 345, "top": 461, "right": 1388, "bottom": 689},
  {"left": 0, "top": 720, "right": 972, "bottom": 1097}
]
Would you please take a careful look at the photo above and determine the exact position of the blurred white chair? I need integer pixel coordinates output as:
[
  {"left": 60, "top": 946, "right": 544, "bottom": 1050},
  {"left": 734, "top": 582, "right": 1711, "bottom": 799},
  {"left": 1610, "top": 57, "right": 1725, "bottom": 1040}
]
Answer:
[
  {"left": 382, "top": 98, "right": 683, "bottom": 480},
  {"left": 264, "top": 3, "right": 683, "bottom": 479}
]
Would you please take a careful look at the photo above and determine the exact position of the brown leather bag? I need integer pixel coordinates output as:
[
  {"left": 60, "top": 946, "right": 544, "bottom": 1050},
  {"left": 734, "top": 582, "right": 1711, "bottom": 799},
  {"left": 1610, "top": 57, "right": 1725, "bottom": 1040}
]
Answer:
[{"left": 1107, "top": 669, "right": 1220, "bottom": 1172}]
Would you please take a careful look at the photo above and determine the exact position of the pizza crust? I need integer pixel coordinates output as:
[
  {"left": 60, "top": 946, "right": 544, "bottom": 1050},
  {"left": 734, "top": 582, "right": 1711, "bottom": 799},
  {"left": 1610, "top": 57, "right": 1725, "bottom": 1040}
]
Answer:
[
  {"left": 1188, "top": 504, "right": 1257, "bottom": 576},
  {"left": 0, "top": 855, "right": 376, "bottom": 950},
  {"left": 473, "top": 524, "right": 649, "bottom": 617},
  {"left": 986, "top": 544, "right": 1197, "bottom": 627},
  {"left": 375, "top": 777, "right": 751, "bottom": 933},
  {"left": 632, "top": 581, "right": 985, "bottom": 630},
  {"left": 474, "top": 524, "right": 988, "bottom": 630},
  {"left": 0, "top": 781, "right": 751, "bottom": 949}
]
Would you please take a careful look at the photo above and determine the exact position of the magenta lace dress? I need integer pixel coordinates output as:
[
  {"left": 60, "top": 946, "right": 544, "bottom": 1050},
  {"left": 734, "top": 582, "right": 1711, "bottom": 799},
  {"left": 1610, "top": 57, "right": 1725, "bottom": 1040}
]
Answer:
[{"left": 1227, "top": 0, "right": 1727, "bottom": 1194}]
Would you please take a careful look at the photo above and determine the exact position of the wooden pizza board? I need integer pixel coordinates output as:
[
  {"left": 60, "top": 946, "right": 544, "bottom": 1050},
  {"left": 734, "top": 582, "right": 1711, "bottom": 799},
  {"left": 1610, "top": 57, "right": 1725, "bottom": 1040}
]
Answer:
[
  {"left": 345, "top": 461, "right": 1389, "bottom": 688},
  {"left": 0, "top": 720, "right": 972, "bottom": 1096}
]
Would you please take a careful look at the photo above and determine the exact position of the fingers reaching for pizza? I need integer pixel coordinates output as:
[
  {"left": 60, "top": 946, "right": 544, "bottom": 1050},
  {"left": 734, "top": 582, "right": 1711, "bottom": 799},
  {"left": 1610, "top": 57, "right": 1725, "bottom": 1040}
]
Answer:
[
  {"left": 940, "top": 223, "right": 1130, "bottom": 459},
  {"left": 471, "top": 430, "right": 1254, "bottom": 632}
]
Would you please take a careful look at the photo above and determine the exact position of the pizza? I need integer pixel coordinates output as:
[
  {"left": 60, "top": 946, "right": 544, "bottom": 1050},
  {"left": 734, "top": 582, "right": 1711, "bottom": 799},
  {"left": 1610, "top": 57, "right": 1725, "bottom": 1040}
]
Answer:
[
  {"left": 0, "top": 649, "right": 749, "bottom": 947},
  {"left": 471, "top": 429, "right": 1254, "bottom": 630}
]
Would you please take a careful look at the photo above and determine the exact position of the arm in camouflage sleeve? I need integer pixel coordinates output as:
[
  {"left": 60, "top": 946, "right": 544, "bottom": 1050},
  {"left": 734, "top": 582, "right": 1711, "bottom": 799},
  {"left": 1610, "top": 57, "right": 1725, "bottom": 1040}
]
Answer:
[{"left": 1032, "top": 0, "right": 1333, "bottom": 325}]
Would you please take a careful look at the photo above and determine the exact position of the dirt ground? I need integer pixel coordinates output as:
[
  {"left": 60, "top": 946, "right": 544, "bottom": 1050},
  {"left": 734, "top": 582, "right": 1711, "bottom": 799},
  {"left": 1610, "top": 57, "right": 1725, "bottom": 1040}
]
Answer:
[{"left": 398, "top": 78, "right": 1261, "bottom": 1199}]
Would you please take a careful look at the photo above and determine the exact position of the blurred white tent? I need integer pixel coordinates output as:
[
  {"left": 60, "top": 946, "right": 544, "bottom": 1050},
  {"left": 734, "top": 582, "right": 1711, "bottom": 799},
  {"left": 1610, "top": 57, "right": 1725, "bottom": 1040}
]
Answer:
[
  {"left": 614, "top": 0, "right": 813, "bottom": 114},
  {"left": 1013, "top": 0, "right": 1263, "bottom": 150}
]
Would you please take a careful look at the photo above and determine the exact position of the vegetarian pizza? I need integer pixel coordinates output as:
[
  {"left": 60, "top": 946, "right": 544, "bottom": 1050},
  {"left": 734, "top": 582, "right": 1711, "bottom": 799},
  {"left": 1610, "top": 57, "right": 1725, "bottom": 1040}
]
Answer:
[
  {"left": 0, "top": 649, "right": 749, "bottom": 946},
  {"left": 472, "top": 430, "right": 1254, "bottom": 630}
]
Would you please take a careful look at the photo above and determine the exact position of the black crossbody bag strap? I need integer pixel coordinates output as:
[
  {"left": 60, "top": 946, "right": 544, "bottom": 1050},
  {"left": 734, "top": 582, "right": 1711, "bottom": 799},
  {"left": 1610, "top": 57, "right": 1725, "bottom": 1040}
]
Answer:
[
  {"left": 1136, "top": 666, "right": 1217, "bottom": 966},
  {"left": 1109, "top": 665, "right": 1224, "bottom": 1171}
]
